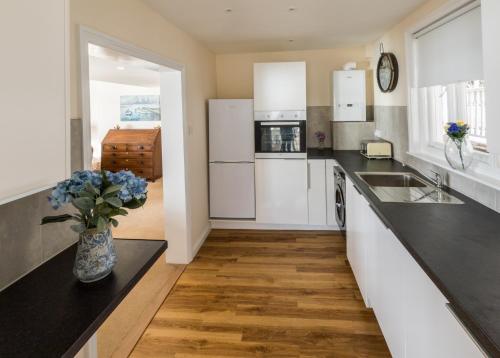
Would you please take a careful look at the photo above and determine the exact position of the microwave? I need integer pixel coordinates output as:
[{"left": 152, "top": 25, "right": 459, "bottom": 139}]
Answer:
[{"left": 254, "top": 120, "right": 306, "bottom": 155}]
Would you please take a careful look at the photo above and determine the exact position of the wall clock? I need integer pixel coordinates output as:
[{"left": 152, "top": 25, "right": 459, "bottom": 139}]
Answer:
[{"left": 377, "top": 47, "right": 399, "bottom": 93}]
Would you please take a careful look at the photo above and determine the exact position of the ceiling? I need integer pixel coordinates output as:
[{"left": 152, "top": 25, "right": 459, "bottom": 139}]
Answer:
[
  {"left": 142, "top": 0, "right": 427, "bottom": 53},
  {"left": 89, "top": 44, "right": 162, "bottom": 87}
]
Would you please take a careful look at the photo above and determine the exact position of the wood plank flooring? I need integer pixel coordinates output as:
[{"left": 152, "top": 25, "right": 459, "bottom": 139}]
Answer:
[{"left": 131, "top": 230, "right": 390, "bottom": 357}]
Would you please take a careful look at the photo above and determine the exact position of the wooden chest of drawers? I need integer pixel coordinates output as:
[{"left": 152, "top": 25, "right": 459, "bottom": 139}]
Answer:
[{"left": 101, "top": 129, "right": 162, "bottom": 181}]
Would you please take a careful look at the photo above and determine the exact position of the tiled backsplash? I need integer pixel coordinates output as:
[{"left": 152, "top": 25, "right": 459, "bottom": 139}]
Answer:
[
  {"left": 307, "top": 105, "right": 375, "bottom": 150},
  {"left": 0, "top": 119, "right": 84, "bottom": 291}
]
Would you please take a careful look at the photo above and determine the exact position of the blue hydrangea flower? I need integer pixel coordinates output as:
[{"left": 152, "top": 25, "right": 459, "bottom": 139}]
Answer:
[
  {"left": 106, "top": 170, "right": 148, "bottom": 203},
  {"left": 447, "top": 122, "right": 460, "bottom": 134}
]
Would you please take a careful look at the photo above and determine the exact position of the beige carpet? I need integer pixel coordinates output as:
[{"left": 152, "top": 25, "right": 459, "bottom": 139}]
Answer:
[{"left": 113, "top": 178, "right": 165, "bottom": 241}]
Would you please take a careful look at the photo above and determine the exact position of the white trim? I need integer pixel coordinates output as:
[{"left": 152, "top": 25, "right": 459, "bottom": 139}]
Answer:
[
  {"left": 78, "top": 26, "right": 193, "bottom": 264},
  {"left": 78, "top": 26, "right": 184, "bottom": 170},
  {"left": 192, "top": 224, "right": 212, "bottom": 258},
  {"left": 64, "top": 0, "right": 71, "bottom": 177},
  {"left": 211, "top": 220, "right": 340, "bottom": 231}
]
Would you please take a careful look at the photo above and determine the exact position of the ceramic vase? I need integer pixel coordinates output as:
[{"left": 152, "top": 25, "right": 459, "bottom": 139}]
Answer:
[{"left": 73, "top": 226, "right": 117, "bottom": 283}]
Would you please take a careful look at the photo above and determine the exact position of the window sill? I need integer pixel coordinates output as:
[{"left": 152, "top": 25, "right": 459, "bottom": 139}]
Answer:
[{"left": 407, "top": 151, "right": 500, "bottom": 191}]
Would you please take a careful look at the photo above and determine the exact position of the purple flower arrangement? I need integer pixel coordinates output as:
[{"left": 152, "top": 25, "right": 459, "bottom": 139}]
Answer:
[{"left": 314, "top": 131, "right": 326, "bottom": 143}]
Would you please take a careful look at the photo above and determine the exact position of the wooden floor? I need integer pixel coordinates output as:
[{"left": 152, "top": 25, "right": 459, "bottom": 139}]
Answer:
[{"left": 131, "top": 230, "right": 390, "bottom": 357}]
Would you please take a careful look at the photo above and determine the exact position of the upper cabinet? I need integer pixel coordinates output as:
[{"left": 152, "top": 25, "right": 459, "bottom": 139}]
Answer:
[
  {"left": 332, "top": 70, "right": 366, "bottom": 122},
  {"left": 253, "top": 62, "right": 307, "bottom": 112},
  {"left": 0, "top": 0, "right": 69, "bottom": 204}
]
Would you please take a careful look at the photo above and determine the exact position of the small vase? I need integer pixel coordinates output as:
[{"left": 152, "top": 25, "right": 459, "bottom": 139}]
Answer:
[
  {"left": 444, "top": 136, "right": 473, "bottom": 170},
  {"left": 73, "top": 226, "right": 117, "bottom": 283}
]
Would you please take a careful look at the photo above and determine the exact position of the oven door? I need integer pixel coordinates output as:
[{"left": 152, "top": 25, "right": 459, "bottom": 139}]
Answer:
[{"left": 255, "top": 121, "right": 306, "bottom": 155}]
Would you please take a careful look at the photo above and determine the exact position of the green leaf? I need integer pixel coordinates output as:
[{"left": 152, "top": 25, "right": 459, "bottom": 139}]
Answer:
[
  {"left": 41, "top": 214, "right": 74, "bottom": 225},
  {"left": 123, "top": 198, "right": 146, "bottom": 209},
  {"left": 95, "top": 197, "right": 104, "bottom": 205},
  {"left": 97, "top": 216, "right": 108, "bottom": 232},
  {"left": 110, "top": 218, "right": 119, "bottom": 227},
  {"left": 105, "top": 196, "right": 123, "bottom": 208},
  {"left": 84, "top": 181, "right": 100, "bottom": 196},
  {"left": 71, "top": 223, "right": 87, "bottom": 233},
  {"left": 72, "top": 197, "right": 95, "bottom": 211},
  {"left": 78, "top": 191, "right": 95, "bottom": 198},
  {"left": 102, "top": 185, "right": 122, "bottom": 197}
]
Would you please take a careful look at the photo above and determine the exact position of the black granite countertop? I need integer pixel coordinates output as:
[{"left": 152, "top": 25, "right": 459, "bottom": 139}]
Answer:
[
  {"left": 333, "top": 150, "right": 500, "bottom": 357},
  {"left": 307, "top": 147, "right": 336, "bottom": 159},
  {"left": 0, "top": 238, "right": 168, "bottom": 358}
]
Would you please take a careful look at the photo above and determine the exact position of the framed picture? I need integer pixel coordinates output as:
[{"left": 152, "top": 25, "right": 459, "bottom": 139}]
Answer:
[{"left": 120, "top": 95, "right": 161, "bottom": 122}]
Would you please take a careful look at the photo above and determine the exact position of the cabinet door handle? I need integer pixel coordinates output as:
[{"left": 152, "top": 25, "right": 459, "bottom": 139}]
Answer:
[
  {"left": 307, "top": 163, "right": 311, "bottom": 189},
  {"left": 353, "top": 185, "right": 362, "bottom": 195},
  {"left": 445, "top": 304, "right": 488, "bottom": 356}
]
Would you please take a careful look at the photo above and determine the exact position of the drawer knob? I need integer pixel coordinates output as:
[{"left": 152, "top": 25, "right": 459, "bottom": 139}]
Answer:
[
  {"left": 112, "top": 145, "right": 117, "bottom": 150},
  {"left": 140, "top": 146, "right": 144, "bottom": 150}
]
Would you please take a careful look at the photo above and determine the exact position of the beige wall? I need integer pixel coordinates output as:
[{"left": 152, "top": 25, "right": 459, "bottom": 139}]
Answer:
[
  {"left": 216, "top": 47, "right": 373, "bottom": 106},
  {"left": 70, "top": 0, "right": 217, "bottom": 248},
  {"left": 368, "top": 0, "right": 448, "bottom": 107}
]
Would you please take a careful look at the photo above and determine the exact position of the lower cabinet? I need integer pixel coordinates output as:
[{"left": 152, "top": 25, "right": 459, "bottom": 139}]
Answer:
[
  {"left": 307, "top": 160, "right": 327, "bottom": 225},
  {"left": 255, "top": 159, "right": 308, "bottom": 224},
  {"left": 345, "top": 175, "right": 485, "bottom": 358}
]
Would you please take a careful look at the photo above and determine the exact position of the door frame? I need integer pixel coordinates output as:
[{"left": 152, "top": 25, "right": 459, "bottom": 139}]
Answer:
[{"left": 78, "top": 26, "right": 193, "bottom": 263}]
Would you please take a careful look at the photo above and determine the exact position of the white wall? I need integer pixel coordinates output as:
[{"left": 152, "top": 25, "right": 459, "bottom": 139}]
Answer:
[
  {"left": 71, "top": 0, "right": 217, "bottom": 261},
  {"left": 89, "top": 80, "right": 160, "bottom": 162}
]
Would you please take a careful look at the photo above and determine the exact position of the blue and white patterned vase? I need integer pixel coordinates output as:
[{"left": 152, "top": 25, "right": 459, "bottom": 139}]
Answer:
[{"left": 73, "top": 226, "right": 117, "bottom": 283}]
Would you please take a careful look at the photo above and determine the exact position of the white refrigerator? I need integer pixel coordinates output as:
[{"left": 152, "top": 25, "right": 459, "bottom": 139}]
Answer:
[{"left": 209, "top": 99, "right": 255, "bottom": 219}]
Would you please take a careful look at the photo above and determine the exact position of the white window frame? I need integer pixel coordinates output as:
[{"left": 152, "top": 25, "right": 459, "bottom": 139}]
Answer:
[{"left": 405, "top": 0, "right": 500, "bottom": 189}]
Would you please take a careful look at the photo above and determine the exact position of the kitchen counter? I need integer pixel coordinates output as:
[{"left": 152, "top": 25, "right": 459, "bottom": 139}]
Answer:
[
  {"left": 333, "top": 150, "right": 500, "bottom": 357},
  {"left": 0, "top": 238, "right": 168, "bottom": 357},
  {"left": 307, "top": 147, "right": 336, "bottom": 159}
]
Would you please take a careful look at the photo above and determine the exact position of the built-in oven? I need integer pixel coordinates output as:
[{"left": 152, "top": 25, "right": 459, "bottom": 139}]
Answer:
[
  {"left": 254, "top": 120, "right": 306, "bottom": 157},
  {"left": 334, "top": 166, "right": 346, "bottom": 231}
]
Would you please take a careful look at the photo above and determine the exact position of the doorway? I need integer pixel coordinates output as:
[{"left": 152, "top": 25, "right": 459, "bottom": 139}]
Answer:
[
  {"left": 79, "top": 26, "right": 193, "bottom": 263},
  {"left": 78, "top": 27, "right": 191, "bottom": 357},
  {"left": 87, "top": 43, "right": 165, "bottom": 240}
]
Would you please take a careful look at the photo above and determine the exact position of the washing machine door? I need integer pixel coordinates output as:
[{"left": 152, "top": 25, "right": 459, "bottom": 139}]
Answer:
[{"left": 335, "top": 182, "right": 346, "bottom": 230}]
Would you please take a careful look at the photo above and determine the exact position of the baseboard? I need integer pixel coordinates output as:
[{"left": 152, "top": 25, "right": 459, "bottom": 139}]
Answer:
[
  {"left": 210, "top": 220, "right": 339, "bottom": 231},
  {"left": 191, "top": 223, "right": 212, "bottom": 258}
]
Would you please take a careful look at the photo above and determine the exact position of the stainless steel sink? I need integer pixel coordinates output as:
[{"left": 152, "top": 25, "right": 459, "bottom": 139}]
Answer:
[{"left": 355, "top": 172, "right": 463, "bottom": 204}]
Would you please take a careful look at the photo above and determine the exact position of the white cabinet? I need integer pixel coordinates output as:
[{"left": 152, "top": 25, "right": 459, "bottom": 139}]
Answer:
[
  {"left": 254, "top": 62, "right": 307, "bottom": 112},
  {"left": 346, "top": 174, "right": 485, "bottom": 358},
  {"left": 255, "top": 159, "right": 308, "bottom": 224},
  {"left": 307, "top": 160, "right": 326, "bottom": 225},
  {"left": 325, "top": 160, "right": 337, "bottom": 226},
  {"left": 372, "top": 220, "right": 409, "bottom": 358},
  {"left": 0, "top": 0, "right": 68, "bottom": 204},
  {"left": 405, "top": 242, "right": 485, "bottom": 358},
  {"left": 345, "top": 177, "right": 372, "bottom": 307},
  {"left": 332, "top": 70, "right": 366, "bottom": 122}
]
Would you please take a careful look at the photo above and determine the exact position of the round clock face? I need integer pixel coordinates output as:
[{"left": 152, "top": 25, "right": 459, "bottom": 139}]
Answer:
[{"left": 377, "top": 53, "right": 399, "bottom": 93}]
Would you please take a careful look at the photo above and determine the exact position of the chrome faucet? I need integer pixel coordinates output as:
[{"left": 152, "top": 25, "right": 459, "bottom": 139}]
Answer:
[{"left": 430, "top": 170, "right": 444, "bottom": 190}]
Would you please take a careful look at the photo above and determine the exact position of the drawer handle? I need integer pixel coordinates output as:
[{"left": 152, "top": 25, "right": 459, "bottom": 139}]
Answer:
[
  {"left": 112, "top": 145, "right": 117, "bottom": 150},
  {"left": 139, "top": 146, "right": 144, "bottom": 150},
  {"left": 140, "top": 153, "right": 144, "bottom": 157},
  {"left": 112, "top": 161, "right": 117, "bottom": 164}
]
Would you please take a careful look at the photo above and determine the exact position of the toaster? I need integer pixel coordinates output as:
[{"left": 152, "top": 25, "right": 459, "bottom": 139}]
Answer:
[{"left": 360, "top": 140, "right": 392, "bottom": 159}]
